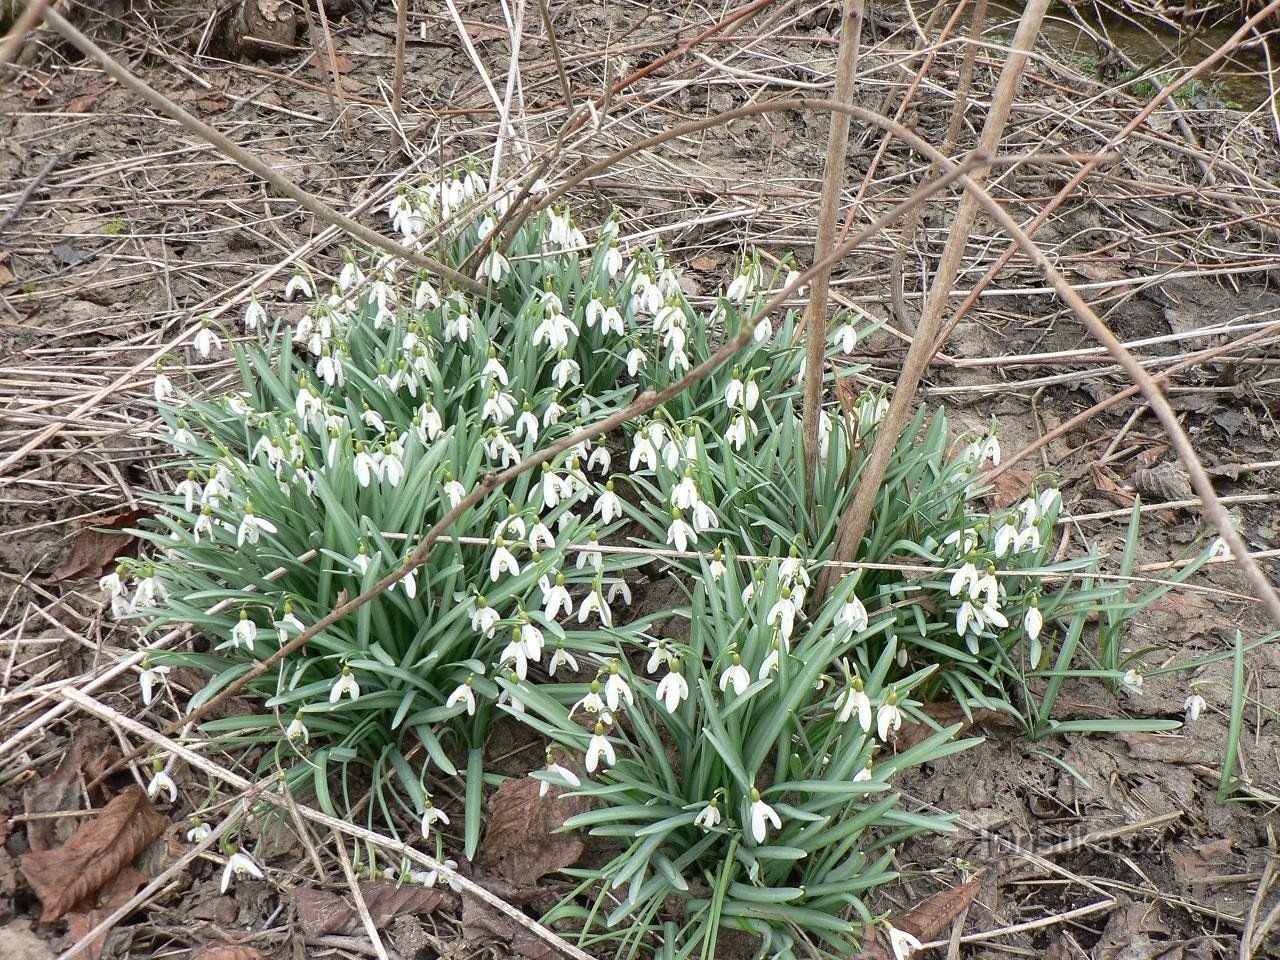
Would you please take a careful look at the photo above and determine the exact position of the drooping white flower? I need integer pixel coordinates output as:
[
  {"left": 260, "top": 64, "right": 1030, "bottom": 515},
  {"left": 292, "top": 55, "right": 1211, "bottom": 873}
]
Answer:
[
  {"left": 284, "top": 272, "right": 313, "bottom": 300},
  {"left": 329, "top": 666, "right": 360, "bottom": 702},
  {"left": 656, "top": 662, "right": 689, "bottom": 712},
  {"left": 576, "top": 534, "right": 603, "bottom": 573},
  {"left": 539, "top": 752, "right": 582, "bottom": 797},
  {"left": 949, "top": 561, "right": 980, "bottom": 600},
  {"left": 766, "top": 588, "right": 797, "bottom": 640},
  {"left": 576, "top": 584, "right": 611, "bottom": 626},
  {"left": 547, "top": 645, "right": 578, "bottom": 677},
  {"left": 138, "top": 662, "right": 171, "bottom": 706},
  {"left": 543, "top": 573, "right": 573, "bottom": 620},
  {"left": 1121, "top": 668, "right": 1144, "bottom": 697},
  {"left": 187, "top": 821, "right": 211, "bottom": 844},
  {"left": 585, "top": 722, "right": 615, "bottom": 773},
  {"left": 603, "top": 661, "right": 634, "bottom": 711},
  {"left": 718, "top": 653, "right": 751, "bottom": 696},
  {"left": 221, "top": 851, "right": 264, "bottom": 892},
  {"left": 471, "top": 597, "right": 500, "bottom": 638},
  {"left": 230, "top": 611, "right": 257, "bottom": 652},
  {"left": 625, "top": 346, "right": 647, "bottom": 377},
  {"left": 838, "top": 594, "right": 869, "bottom": 633},
  {"left": 876, "top": 693, "right": 903, "bottom": 742},
  {"left": 192, "top": 320, "right": 221, "bottom": 358},
  {"left": 489, "top": 539, "right": 520, "bottom": 581},
  {"left": 446, "top": 677, "right": 477, "bottom": 716},
  {"left": 645, "top": 639, "right": 673, "bottom": 675},
  {"left": 943, "top": 528, "right": 979, "bottom": 555},
  {"left": 286, "top": 712, "right": 309, "bottom": 743},
  {"left": 994, "top": 518, "right": 1019, "bottom": 558},
  {"left": 147, "top": 766, "right": 178, "bottom": 804},
  {"left": 552, "top": 354, "right": 580, "bottom": 388},
  {"left": 1024, "top": 602, "right": 1043, "bottom": 642},
  {"left": 1184, "top": 692, "right": 1206, "bottom": 722},
  {"left": 529, "top": 520, "right": 555, "bottom": 553},
  {"left": 666, "top": 509, "right": 696, "bottom": 553},
  {"left": 833, "top": 322, "right": 857, "bottom": 354},
  {"left": 693, "top": 798, "right": 721, "bottom": 830},
  {"left": 748, "top": 788, "right": 781, "bottom": 843},
  {"left": 444, "top": 476, "right": 466, "bottom": 508},
  {"left": 886, "top": 924, "right": 924, "bottom": 960},
  {"left": 236, "top": 504, "right": 278, "bottom": 547},
  {"left": 835, "top": 669, "right": 872, "bottom": 730},
  {"left": 420, "top": 800, "right": 450, "bottom": 839},
  {"left": 1208, "top": 536, "right": 1232, "bottom": 561},
  {"left": 478, "top": 248, "right": 510, "bottom": 283},
  {"left": 244, "top": 296, "right": 267, "bottom": 331},
  {"left": 154, "top": 365, "right": 174, "bottom": 402}
]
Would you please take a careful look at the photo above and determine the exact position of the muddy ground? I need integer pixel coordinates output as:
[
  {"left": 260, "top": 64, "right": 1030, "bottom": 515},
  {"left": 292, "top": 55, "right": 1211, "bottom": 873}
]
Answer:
[{"left": 1, "top": 1, "right": 1279, "bottom": 958}]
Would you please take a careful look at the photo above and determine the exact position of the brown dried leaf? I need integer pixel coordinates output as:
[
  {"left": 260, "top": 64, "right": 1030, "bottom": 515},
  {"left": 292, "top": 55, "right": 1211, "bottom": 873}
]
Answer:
[
  {"left": 23, "top": 724, "right": 115, "bottom": 852},
  {"left": 48, "top": 510, "right": 147, "bottom": 582},
  {"left": 19, "top": 785, "right": 168, "bottom": 922},
  {"left": 897, "top": 878, "right": 981, "bottom": 941},
  {"left": 191, "top": 945, "right": 262, "bottom": 960},
  {"left": 1120, "top": 733, "right": 1218, "bottom": 767},
  {"left": 1088, "top": 463, "right": 1134, "bottom": 509},
  {"left": 293, "top": 881, "right": 445, "bottom": 937},
  {"left": 896, "top": 703, "right": 1017, "bottom": 750},
  {"left": 986, "top": 466, "right": 1035, "bottom": 511},
  {"left": 64, "top": 865, "right": 148, "bottom": 960},
  {"left": 1132, "top": 463, "right": 1193, "bottom": 502},
  {"left": 461, "top": 891, "right": 557, "bottom": 959},
  {"left": 477, "top": 776, "right": 590, "bottom": 890}
]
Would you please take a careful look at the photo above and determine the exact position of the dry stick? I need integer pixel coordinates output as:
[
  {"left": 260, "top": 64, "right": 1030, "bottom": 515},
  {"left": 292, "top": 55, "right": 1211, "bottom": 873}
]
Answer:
[
  {"left": 0, "top": 0, "right": 55, "bottom": 68},
  {"left": 818, "top": 0, "right": 1051, "bottom": 602},
  {"left": 38, "top": 8, "right": 482, "bottom": 296},
  {"left": 332, "top": 828, "right": 391, "bottom": 960},
  {"left": 299, "top": 1, "right": 337, "bottom": 120},
  {"left": 391, "top": 0, "right": 408, "bottom": 153},
  {"left": 927, "top": 0, "right": 1280, "bottom": 359},
  {"left": 985, "top": 318, "right": 1280, "bottom": 488},
  {"left": 0, "top": 147, "right": 67, "bottom": 234},
  {"left": 314, "top": 0, "right": 350, "bottom": 130},
  {"left": 128, "top": 156, "right": 989, "bottom": 760},
  {"left": 537, "top": 0, "right": 573, "bottom": 109},
  {"left": 800, "top": 0, "right": 862, "bottom": 505}
]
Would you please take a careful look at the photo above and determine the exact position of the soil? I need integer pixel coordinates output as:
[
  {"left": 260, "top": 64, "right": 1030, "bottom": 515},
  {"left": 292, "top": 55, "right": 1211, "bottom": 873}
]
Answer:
[{"left": 2, "top": 1, "right": 1279, "bottom": 959}]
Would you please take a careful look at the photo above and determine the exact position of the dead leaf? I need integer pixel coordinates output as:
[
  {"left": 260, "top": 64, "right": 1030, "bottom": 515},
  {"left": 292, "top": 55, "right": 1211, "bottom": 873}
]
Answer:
[
  {"left": 985, "top": 466, "right": 1035, "bottom": 510},
  {"left": 64, "top": 866, "right": 147, "bottom": 960},
  {"left": 1132, "top": 463, "right": 1192, "bottom": 502},
  {"left": 0, "top": 252, "right": 15, "bottom": 286},
  {"left": 1088, "top": 463, "right": 1135, "bottom": 510},
  {"left": 66, "top": 80, "right": 112, "bottom": 113},
  {"left": 897, "top": 704, "right": 1017, "bottom": 749},
  {"left": 854, "top": 879, "right": 980, "bottom": 958},
  {"left": 191, "top": 945, "right": 262, "bottom": 960},
  {"left": 19, "top": 785, "right": 168, "bottom": 922},
  {"left": 461, "top": 892, "right": 557, "bottom": 960},
  {"left": 49, "top": 510, "right": 148, "bottom": 582},
  {"left": 1120, "top": 733, "right": 1218, "bottom": 767},
  {"left": 477, "top": 776, "right": 590, "bottom": 891},
  {"left": 292, "top": 881, "right": 445, "bottom": 937},
  {"left": 23, "top": 724, "right": 115, "bottom": 851}
]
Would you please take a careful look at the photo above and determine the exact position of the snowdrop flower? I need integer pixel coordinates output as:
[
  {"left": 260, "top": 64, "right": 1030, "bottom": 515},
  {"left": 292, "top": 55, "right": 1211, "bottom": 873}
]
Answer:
[
  {"left": 587, "top": 445, "right": 611, "bottom": 475},
  {"left": 585, "top": 722, "right": 616, "bottom": 773},
  {"left": 489, "top": 539, "right": 520, "bottom": 581},
  {"left": 529, "top": 520, "right": 555, "bottom": 552},
  {"left": 471, "top": 597, "right": 500, "bottom": 638},
  {"left": 835, "top": 667, "right": 872, "bottom": 730},
  {"left": 533, "top": 308, "right": 578, "bottom": 352},
  {"left": 193, "top": 507, "right": 216, "bottom": 543},
  {"left": 646, "top": 639, "right": 673, "bottom": 674},
  {"left": 230, "top": 610, "right": 257, "bottom": 651},
  {"left": 572, "top": 679, "right": 608, "bottom": 718},
  {"left": 138, "top": 661, "right": 171, "bottom": 706},
  {"left": 606, "top": 579, "right": 631, "bottom": 607},
  {"left": 973, "top": 566, "right": 1000, "bottom": 608},
  {"left": 603, "top": 661, "right": 634, "bottom": 711},
  {"left": 244, "top": 296, "right": 267, "bottom": 331},
  {"left": 955, "top": 599, "right": 982, "bottom": 639},
  {"left": 552, "top": 354, "right": 580, "bottom": 388},
  {"left": 514, "top": 403, "right": 539, "bottom": 442},
  {"left": 192, "top": 320, "right": 221, "bottom": 358},
  {"left": 994, "top": 516, "right": 1019, "bottom": 558},
  {"left": 949, "top": 560, "right": 981, "bottom": 600},
  {"left": 629, "top": 429, "right": 659, "bottom": 472},
  {"left": 221, "top": 851, "right": 264, "bottom": 893},
  {"left": 236, "top": 503, "right": 278, "bottom": 547},
  {"left": 1184, "top": 691, "right": 1207, "bottom": 722},
  {"left": 708, "top": 548, "right": 727, "bottom": 581},
  {"left": 329, "top": 666, "right": 360, "bottom": 703},
  {"left": 444, "top": 474, "right": 466, "bottom": 508},
  {"left": 420, "top": 799, "right": 450, "bottom": 839},
  {"left": 603, "top": 243, "right": 623, "bottom": 278},
  {"left": 969, "top": 434, "right": 1001, "bottom": 466},
  {"left": 876, "top": 692, "right": 903, "bottom": 742},
  {"left": 284, "top": 271, "right": 313, "bottom": 299},
  {"left": 576, "top": 583, "right": 611, "bottom": 626},
  {"left": 943, "top": 528, "right": 979, "bottom": 555},
  {"left": 351, "top": 543, "right": 372, "bottom": 576},
  {"left": 833, "top": 322, "right": 857, "bottom": 354},
  {"left": 153, "top": 365, "right": 174, "bottom": 402},
  {"left": 147, "top": 763, "right": 178, "bottom": 804},
  {"left": 172, "top": 470, "right": 200, "bottom": 513},
  {"left": 766, "top": 588, "right": 797, "bottom": 640},
  {"left": 625, "top": 345, "right": 647, "bottom": 377},
  {"left": 518, "top": 620, "right": 545, "bottom": 662},
  {"left": 479, "top": 248, "right": 510, "bottom": 283},
  {"left": 748, "top": 788, "right": 781, "bottom": 843},
  {"left": 286, "top": 711, "right": 309, "bottom": 743},
  {"left": 666, "top": 509, "right": 697, "bottom": 553},
  {"left": 886, "top": 924, "right": 923, "bottom": 960},
  {"left": 727, "top": 262, "right": 757, "bottom": 302},
  {"left": 656, "top": 660, "right": 689, "bottom": 713},
  {"left": 576, "top": 533, "right": 603, "bottom": 573},
  {"left": 1121, "top": 668, "right": 1144, "bottom": 697},
  {"left": 547, "top": 644, "right": 578, "bottom": 677},
  {"left": 693, "top": 796, "right": 721, "bottom": 830},
  {"left": 838, "top": 594, "right": 869, "bottom": 633},
  {"left": 718, "top": 653, "right": 751, "bottom": 696},
  {"left": 758, "top": 642, "right": 781, "bottom": 680},
  {"left": 1015, "top": 525, "right": 1041, "bottom": 554},
  {"left": 543, "top": 573, "right": 573, "bottom": 620},
  {"left": 447, "top": 676, "right": 477, "bottom": 716},
  {"left": 99, "top": 569, "right": 125, "bottom": 599},
  {"left": 186, "top": 821, "right": 211, "bottom": 844},
  {"left": 539, "top": 752, "right": 582, "bottom": 797},
  {"left": 1208, "top": 536, "right": 1232, "bottom": 561},
  {"left": 1024, "top": 600, "right": 1043, "bottom": 643}
]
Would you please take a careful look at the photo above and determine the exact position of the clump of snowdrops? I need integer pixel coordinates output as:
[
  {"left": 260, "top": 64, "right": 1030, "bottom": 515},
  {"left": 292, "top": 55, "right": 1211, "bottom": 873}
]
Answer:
[{"left": 107, "top": 162, "right": 1206, "bottom": 956}]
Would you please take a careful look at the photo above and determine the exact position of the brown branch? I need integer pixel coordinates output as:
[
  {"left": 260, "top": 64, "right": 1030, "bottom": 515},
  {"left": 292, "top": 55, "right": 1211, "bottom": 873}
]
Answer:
[
  {"left": 391, "top": 0, "right": 408, "bottom": 152},
  {"left": 39, "top": 7, "right": 483, "bottom": 296},
  {"left": 0, "top": 0, "right": 55, "bottom": 68}
]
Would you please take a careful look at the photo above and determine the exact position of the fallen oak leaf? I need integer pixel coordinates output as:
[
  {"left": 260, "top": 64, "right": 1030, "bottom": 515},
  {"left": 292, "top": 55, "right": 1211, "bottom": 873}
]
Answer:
[
  {"left": 48, "top": 510, "right": 148, "bottom": 582},
  {"left": 854, "top": 879, "right": 980, "bottom": 959},
  {"left": 64, "top": 865, "right": 148, "bottom": 960},
  {"left": 476, "top": 776, "right": 590, "bottom": 894},
  {"left": 896, "top": 703, "right": 1017, "bottom": 749},
  {"left": 292, "top": 881, "right": 446, "bottom": 937},
  {"left": 19, "top": 785, "right": 168, "bottom": 922}
]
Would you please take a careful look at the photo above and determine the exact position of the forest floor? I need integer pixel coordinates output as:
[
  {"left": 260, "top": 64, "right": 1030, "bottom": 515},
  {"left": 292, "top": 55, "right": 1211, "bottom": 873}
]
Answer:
[{"left": 1, "top": 1, "right": 1279, "bottom": 959}]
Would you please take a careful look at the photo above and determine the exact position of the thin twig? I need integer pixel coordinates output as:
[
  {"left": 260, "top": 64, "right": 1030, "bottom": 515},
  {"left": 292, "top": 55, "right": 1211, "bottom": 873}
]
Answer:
[
  {"left": 391, "top": 0, "right": 408, "bottom": 152},
  {"left": 313, "top": 0, "right": 350, "bottom": 130},
  {"left": 0, "top": 148, "right": 67, "bottom": 235}
]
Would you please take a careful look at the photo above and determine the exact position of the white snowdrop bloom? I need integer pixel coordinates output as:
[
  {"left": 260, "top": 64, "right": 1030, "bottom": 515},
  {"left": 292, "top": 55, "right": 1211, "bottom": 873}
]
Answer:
[
  {"left": 187, "top": 821, "right": 211, "bottom": 844},
  {"left": 955, "top": 599, "right": 982, "bottom": 638},
  {"left": 606, "top": 579, "right": 631, "bottom": 607},
  {"left": 949, "top": 561, "right": 981, "bottom": 600},
  {"left": 656, "top": 661, "right": 689, "bottom": 713},
  {"left": 479, "top": 248, "right": 510, "bottom": 283},
  {"left": 489, "top": 540, "right": 520, "bottom": 581},
  {"left": 515, "top": 405, "right": 539, "bottom": 442},
  {"left": 835, "top": 673, "right": 872, "bottom": 730},
  {"left": 758, "top": 643, "right": 781, "bottom": 680},
  {"left": 529, "top": 521, "right": 555, "bottom": 552},
  {"left": 576, "top": 535, "right": 603, "bottom": 573},
  {"left": 99, "top": 569, "right": 124, "bottom": 598},
  {"left": 1184, "top": 692, "right": 1206, "bottom": 722},
  {"left": 329, "top": 666, "right": 361, "bottom": 703},
  {"left": 1121, "top": 668, "right": 1144, "bottom": 696},
  {"left": 543, "top": 573, "right": 574, "bottom": 620},
  {"left": 726, "top": 265, "right": 756, "bottom": 303},
  {"left": 838, "top": 595, "right": 869, "bottom": 633},
  {"left": 603, "top": 662, "right": 634, "bottom": 711},
  {"left": 585, "top": 722, "right": 616, "bottom": 773},
  {"left": 383, "top": 446, "right": 405, "bottom": 488},
  {"left": 193, "top": 509, "right": 216, "bottom": 544},
  {"left": 718, "top": 654, "right": 751, "bottom": 696},
  {"left": 1017, "top": 497, "right": 1040, "bottom": 528},
  {"left": 501, "top": 635, "right": 530, "bottom": 680},
  {"left": 337, "top": 260, "right": 363, "bottom": 291},
  {"left": 471, "top": 598, "right": 500, "bottom": 638},
  {"left": 981, "top": 600, "right": 1008, "bottom": 631},
  {"left": 690, "top": 501, "right": 717, "bottom": 535},
  {"left": 353, "top": 445, "right": 378, "bottom": 488},
  {"left": 138, "top": 662, "right": 171, "bottom": 706},
  {"left": 541, "top": 467, "right": 567, "bottom": 511},
  {"left": 625, "top": 346, "right": 647, "bottom": 377},
  {"left": 244, "top": 296, "right": 267, "bottom": 331},
  {"left": 539, "top": 753, "right": 582, "bottom": 797},
  {"left": 766, "top": 589, "right": 797, "bottom": 640},
  {"left": 666, "top": 344, "right": 690, "bottom": 372},
  {"left": 395, "top": 565, "right": 417, "bottom": 599},
  {"left": 666, "top": 510, "right": 697, "bottom": 553},
  {"left": 600, "top": 301, "right": 624, "bottom": 337},
  {"left": 153, "top": 365, "right": 174, "bottom": 402},
  {"left": 413, "top": 279, "right": 440, "bottom": 311},
  {"left": 584, "top": 296, "right": 605, "bottom": 329},
  {"left": 876, "top": 694, "right": 904, "bottom": 742},
  {"left": 753, "top": 315, "right": 773, "bottom": 343},
  {"left": 192, "top": 321, "right": 221, "bottom": 358},
  {"left": 974, "top": 568, "right": 1000, "bottom": 607},
  {"left": 994, "top": 518, "right": 1019, "bottom": 558},
  {"left": 748, "top": 788, "right": 781, "bottom": 843},
  {"left": 230, "top": 611, "right": 257, "bottom": 652},
  {"left": 1037, "top": 487, "right": 1062, "bottom": 516},
  {"left": 603, "top": 244, "right": 623, "bottom": 278},
  {"left": 708, "top": 550, "right": 727, "bottom": 581},
  {"left": 170, "top": 471, "right": 199, "bottom": 513},
  {"left": 725, "top": 414, "right": 753, "bottom": 451},
  {"left": 629, "top": 432, "right": 659, "bottom": 472},
  {"left": 482, "top": 351, "right": 509, "bottom": 387},
  {"left": 483, "top": 389, "right": 516, "bottom": 425},
  {"left": 1208, "top": 536, "right": 1232, "bottom": 561},
  {"left": 518, "top": 621, "right": 545, "bottom": 662},
  {"left": 552, "top": 355, "right": 580, "bottom": 388},
  {"left": 236, "top": 505, "right": 278, "bottom": 548},
  {"left": 572, "top": 680, "right": 608, "bottom": 718},
  {"left": 316, "top": 350, "right": 344, "bottom": 388},
  {"left": 886, "top": 924, "right": 923, "bottom": 960},
  {"left": 593, "top": 482, "right": 623, "bottom": 524},
  {"left": 672, "top": 472, "right": 700, "bottom": 511},
  {"left": 1024, "top": 602, "right": 1043, "bottom": 642},
  {"left": 943, "top": 527, "right": 979, "bottom": 555},
  {"left": 693, "top": 798, "right": 721, "bottom": 830},
  {"left": 645, "top": 639, "right": 673, "bottom": 675},
  {"left": 420, "top": 801, "right": 450, "bottom": 839},
  {"left": 444, "top": 478, "right": 466, "bottom": 508},
  {"left": 833, "top": 322, "right": 857, "bottom": 354},
  {"left": 221, "top": 851, "right": 264, "bottom": 893},
  {"left": 547, "top": 645, "right": 578, "bottom": 677},
  {"left": 285, "top": 272, "right": 313, "bottom": 300},
  {"left": 576, "top": 585, "right": 611, "bottom": 626},
  {"left": 147, "top": 767, "right": 178, "bottom": 804},
  {"left": 816, "top": 409, "right": 833, "bottom": 459},
  {"left": 533, "top": 309, "right": 578, "bottom": 352},
  {"left": 540, "top": 399, "right": 566, "bottom": 429},
  {"left": 1015, "top": 525, "right": 1041, "bottom": 554},
  {"left": 586, "top": 445, "right": 611, "bottom": 475},
  {"left": 286, "top": 712, "right": 309, "bottom": 743}
]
